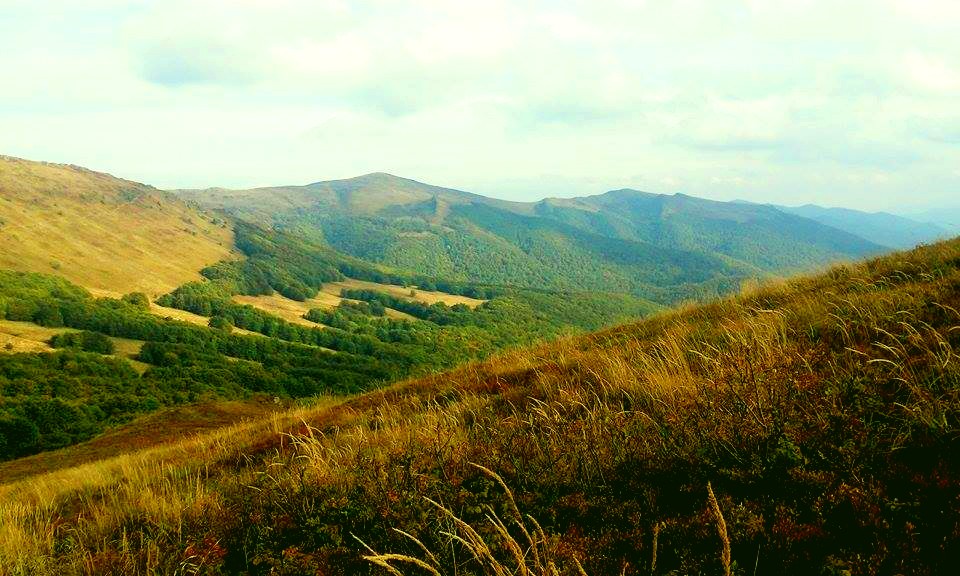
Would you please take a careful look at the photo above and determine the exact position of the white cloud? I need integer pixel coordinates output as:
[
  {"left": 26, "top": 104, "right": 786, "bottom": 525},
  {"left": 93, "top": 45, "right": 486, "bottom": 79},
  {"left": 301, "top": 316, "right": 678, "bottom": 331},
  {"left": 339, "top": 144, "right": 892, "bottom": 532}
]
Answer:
[
  {"left": 903, "top": 52, "right": 960, "bottom": 93},
  {"left": 0, "top": 0, "right": 956, "bottom": 211}
]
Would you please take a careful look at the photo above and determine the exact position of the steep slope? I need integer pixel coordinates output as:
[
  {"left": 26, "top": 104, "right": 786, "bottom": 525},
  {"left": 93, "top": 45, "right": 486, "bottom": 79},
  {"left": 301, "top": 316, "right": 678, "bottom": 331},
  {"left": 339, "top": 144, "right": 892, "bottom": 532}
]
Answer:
[
  {"left": 178, "top": 174, "right": 885, "bottom": 303},
  {"left": 775, "top": 203, "right": 947, "bottom": 249},
  {"left": 0, "top": 155, "right": 235, "bottom": 297},
  {"left": 2, "top": 236, "right": 958, "bottom": 575}
]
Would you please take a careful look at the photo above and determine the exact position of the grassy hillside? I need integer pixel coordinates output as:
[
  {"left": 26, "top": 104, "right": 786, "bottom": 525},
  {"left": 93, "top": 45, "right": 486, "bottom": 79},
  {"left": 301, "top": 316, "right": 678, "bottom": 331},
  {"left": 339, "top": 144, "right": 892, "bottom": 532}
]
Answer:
[
  {"left": 0, "top": 156, "right": 235, "bottom": 297},
  {"left": 2, "top": 236, "right": 957, "bottom": 574},
  {"left": 178, "top": 173, "right": 884, "bottom": 304}
]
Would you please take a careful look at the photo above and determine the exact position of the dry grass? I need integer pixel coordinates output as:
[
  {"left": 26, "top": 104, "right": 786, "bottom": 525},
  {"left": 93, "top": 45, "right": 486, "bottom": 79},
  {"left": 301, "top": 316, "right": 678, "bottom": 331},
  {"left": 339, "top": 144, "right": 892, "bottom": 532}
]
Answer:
[
  {"left": 234, "top": 290, "right": 419, "bottom": 324},
  {"left": 0, "top": 319, "right": 150, "bottom": 372},
  {"left": 361, "top": 463, "right": 577, "bottom": 576},
  {"left": 228, "top": 277, "right": 482, "bottom": 327},
  {"left": 109, "top": 337, "right": 150, "bottom": 373},
  {"left": 323, "top": 278, "right": 486, "bottom": 308},
  {"left": 232, "top": 294, "right": 329, "bottom": 327},
  {"left": 0, "top": 156, "right": 236, "bottom": 298},
  {"left": 0, "top": 319, "right": 74, "bottom": 353},
  {"left": 0, "top": 400, "right": 287, "bottom": 484},
  {"left": 0, "top": 397, "right": 342, "bottom": 574},
  {"left": 148, "top": 302, "right": 214, "bottom": 327}
]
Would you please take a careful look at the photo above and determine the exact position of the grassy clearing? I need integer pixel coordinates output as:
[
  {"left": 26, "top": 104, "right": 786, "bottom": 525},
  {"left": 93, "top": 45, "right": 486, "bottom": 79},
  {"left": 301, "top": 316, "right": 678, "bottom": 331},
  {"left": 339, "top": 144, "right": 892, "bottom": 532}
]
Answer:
[
  {"left": 148, "top": 302, "right": 215, "bottom": 327},
  {"left": 0, "top": 319, "right": 74, "bottom": 353},
  {"left": 0, "top": 319, "right": 149, "bottom": 372},
  {"left": 233, "top": 291, "right": 417, "bottom": 325},
  {"left": 108, "top": 337, "right": 149, "bottom": 373},
  {"left": 231, "top": 294, "right": 329, "bottom": 327},
  {"left": 323, "top": 278, "right": 487, "bottom": 308},
  {"left": 0, "top": 156, "right": 235, "bottom": 297},
  {"left": 1, "top": 238, "right": 958, "bottom": 574}
]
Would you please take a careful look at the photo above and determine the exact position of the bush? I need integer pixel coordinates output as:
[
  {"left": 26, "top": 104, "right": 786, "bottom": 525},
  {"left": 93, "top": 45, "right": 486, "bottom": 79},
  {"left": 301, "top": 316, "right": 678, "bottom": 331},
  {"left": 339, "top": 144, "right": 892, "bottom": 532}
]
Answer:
[
  {"left": 209, "top": 316, "right": 235, "bottom": 332},
  {"left": 49, "top": 331, "right": 115, "bottom": 354},
  {"left": 0, "top": 416, "right": 39, "bottom": 459},
  {"left": 121, "top": 292, "right": 151, "bottom": 310}
]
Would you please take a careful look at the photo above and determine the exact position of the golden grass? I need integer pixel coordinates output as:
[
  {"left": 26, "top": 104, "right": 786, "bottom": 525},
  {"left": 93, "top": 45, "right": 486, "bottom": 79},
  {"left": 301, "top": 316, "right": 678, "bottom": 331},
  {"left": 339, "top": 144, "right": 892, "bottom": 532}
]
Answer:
[
  {"left": 0, "top": 400, "right": 289, "bottom": 484},
  {"left": 0, "top": 319, "right": 74, "bottom": 353},
  {"left": 361, "top": 463, "right": 572, "bottom": 576},
  {"left": 323, "top": 278, "right": 486, "bottom": 308},
  {"left": 0, "top": 397, "right": 341, "bottom": 574},
  {"left": 233, "top": 290, "right": 418, "bottom": 324},
  {"left": 0, "top": 319, "right": 149, "bottom": 371},
  {"left": 109, "top": 337, "right": 149, "bottom": 373},
  {"left": 148, "top": 302, "right": 213, "bottom": 327},
  {"left": 706, "top": 482, "right": 731, "bottom": 576},
  {"left": 232, "top": 294, "right": 328, "bottom": 327},
  {"left": 0, "top": 156, "right": 236, "bottom": 298}
]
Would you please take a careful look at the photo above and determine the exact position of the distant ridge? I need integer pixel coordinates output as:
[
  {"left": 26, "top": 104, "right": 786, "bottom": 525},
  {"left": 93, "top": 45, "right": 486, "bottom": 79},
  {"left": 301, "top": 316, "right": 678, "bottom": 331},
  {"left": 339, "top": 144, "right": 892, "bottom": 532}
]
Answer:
[
  {"left": 177, "top": 173, "right": 886, "bottom": 304},
  {"left": 735, "top": 198, "right": 949, "bottom": 249}
]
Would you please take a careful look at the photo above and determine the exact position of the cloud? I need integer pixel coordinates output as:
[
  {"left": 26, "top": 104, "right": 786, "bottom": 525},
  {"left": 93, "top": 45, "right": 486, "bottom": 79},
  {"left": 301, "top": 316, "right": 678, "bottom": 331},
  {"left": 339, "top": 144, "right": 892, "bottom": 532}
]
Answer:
[
  {"left": 138, "top": 39, "right": 261, "bottom": 87},
  {"left": 0, "top": 0, "right": 957, "bottom": 213}
]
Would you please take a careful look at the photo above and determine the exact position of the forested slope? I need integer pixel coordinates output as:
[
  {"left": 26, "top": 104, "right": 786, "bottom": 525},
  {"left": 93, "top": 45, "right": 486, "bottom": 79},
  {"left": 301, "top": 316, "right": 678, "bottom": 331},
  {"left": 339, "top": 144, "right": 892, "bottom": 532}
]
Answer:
[{"left": 179, "top": 173, "right": 885, "bottom": 303}]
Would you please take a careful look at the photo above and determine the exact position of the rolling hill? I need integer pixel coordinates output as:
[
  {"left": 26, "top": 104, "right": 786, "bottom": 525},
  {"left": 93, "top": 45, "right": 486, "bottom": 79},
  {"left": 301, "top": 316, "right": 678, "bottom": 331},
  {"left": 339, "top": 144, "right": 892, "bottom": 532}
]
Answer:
[
  {"left": 0, "top": 155, "right": 235, "bottom": 297},
  {"left": 0, "top": 157, "right": 663, "bottom": 470},
  {"left": 2, "top": 235, "right": 957, "bottom": 575},
  {"left": 179, "top": 173, "right": 885, "bottom": 303}
]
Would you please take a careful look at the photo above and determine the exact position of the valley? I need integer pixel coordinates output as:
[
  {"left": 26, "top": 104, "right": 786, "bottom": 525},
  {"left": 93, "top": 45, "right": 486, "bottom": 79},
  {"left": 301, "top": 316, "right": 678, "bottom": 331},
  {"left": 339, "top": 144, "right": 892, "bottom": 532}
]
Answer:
[
  {"left": 4, "top": 2, "right": 956, "bottom": 573},
  {"left": 0, "top": 155, "right": 956, "bottom": 574},
  {"left": 180, "top": 173, "right": 899, "bottom": 304}
]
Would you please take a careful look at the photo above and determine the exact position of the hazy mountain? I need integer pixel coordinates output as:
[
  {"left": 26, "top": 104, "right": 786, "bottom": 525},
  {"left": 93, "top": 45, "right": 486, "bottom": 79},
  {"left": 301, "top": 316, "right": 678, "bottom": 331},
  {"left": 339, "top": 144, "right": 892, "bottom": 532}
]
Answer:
[
  {"left": 0, "top": 156, "right": 234, "bottom": 296},
  {"left": 898, "top": 205, "right": 960, "bottom": 234},
  {"left": 179, "top": 173, "right": 885, "bottom": 303},
  {"left": 775, "top": 204, "right": 948, "bottom": 249}
]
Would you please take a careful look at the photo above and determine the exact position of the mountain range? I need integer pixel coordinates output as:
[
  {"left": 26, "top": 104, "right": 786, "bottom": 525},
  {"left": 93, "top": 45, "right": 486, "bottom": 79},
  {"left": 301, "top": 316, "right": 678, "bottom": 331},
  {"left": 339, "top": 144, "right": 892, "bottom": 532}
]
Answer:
[
  {"left": 1, "top": 155, "right": 945, "bottom": 307},
  {"left": 178, "top": 172, "right": 909, "bottom": 304},
  {"left": 733, "top": 199, "right": 950, "bottom": 249}
]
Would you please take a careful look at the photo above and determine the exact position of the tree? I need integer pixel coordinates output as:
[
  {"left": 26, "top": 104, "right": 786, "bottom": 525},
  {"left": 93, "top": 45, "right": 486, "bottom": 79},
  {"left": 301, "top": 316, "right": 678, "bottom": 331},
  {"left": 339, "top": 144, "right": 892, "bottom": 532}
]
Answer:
[
  {"left": 121, "top": 292, "right": 151, "bottom": 310},
  {"left": 33, "top": 302, "right": 64, "bottom": 327},
  {"left": 0, "top": 416, "right": 40, "bottom": 459},
  {"left": 209, "top": 316, "right": 234, "bottom": 332}
]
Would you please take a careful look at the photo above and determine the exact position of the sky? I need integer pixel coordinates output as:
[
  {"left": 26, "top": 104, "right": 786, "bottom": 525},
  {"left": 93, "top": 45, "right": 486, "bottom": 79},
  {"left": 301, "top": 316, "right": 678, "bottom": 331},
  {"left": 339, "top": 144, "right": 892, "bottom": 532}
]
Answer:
[{"left": 1, "top": 0, "right": 958, "bottom": 212}]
